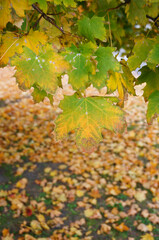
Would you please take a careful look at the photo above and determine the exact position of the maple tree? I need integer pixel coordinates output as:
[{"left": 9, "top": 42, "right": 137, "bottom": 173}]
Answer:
[{"left": 0, "top": 0, "right": 159, "bottom": 150}]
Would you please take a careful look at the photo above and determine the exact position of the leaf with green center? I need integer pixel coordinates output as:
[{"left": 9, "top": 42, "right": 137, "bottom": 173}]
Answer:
[
  {"left": 29, "top": 0, "right": 48, "bottom": 12},
  {"left": 90, "top": 47, "right": 121, "bottom": 89},
  {"left": 55, "top": 94, "right": 125, "bottom": 151},
  {"left": 11, "top": 45, "right": 69, "bottom": 93},
  {"left": 78, "top": 16, "right": 106, "bottom": 42},
  {"left": 147, "top": 91, "right": 159, "bottom": 123},
  {"left": 136, "top": 66, "right": 159, "bottom": 100},
  {"left": 125, "top": 0, "right": 147, "bottom": 25},
  {"left": 128, "top": 38, "right": 154, "bottom": 71},
  {"left": 65, "top": 44, "right": 97, "bottom": 89}
]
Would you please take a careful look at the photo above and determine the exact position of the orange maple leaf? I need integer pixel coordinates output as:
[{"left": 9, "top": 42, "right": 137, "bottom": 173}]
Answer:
[{"left": 114, "top": 222, "right": 129, "bottom": 232}]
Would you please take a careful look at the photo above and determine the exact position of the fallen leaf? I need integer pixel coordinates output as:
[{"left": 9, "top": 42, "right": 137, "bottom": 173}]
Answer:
[
  {"left": 141, "top": 233, "right": 154, "bottom": 240},
  {"left": 114, "top": 222, "right": 129, "bottom": 232},
  {"left": 30, "top": 220, "right": 42, "bottom": 235},
  {"left": 137, "top": 223, "right": 153, "bottom": 232},
  {"left": 76, "top": 190, "right": 85, "bottom": 197},
  {"left": 16, "top": 178, "right": 28, "bottom": 189},
  {"left": 98, "top": 224, "right": 111, "bottom": 234},
  {"left": 134, "top": 190, "right": 147, "bottom": 202},
  {"left": 89, "top": 188, "right": 101, "bottom": 198}
]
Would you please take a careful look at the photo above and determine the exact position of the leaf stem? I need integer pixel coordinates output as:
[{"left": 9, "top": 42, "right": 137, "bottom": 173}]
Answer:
[{"left": 107, "top": 13, "right": 112, "bottom": 47}]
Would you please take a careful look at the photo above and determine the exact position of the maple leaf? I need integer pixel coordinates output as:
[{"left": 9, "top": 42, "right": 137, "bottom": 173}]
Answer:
[
  {"left": 78, "top": 16, "right": 106, "bottom": 42},
  {"left": 64, "top": 43, "right": 96, "bottom": 89},
  {"left": 53, "top": 0, "right": 77, "bottom": 7},
  {"left": 125, "top": 0, "right": 147, "bottom": 25},
  {"left": 114, "top": 222, "right": 129, "bottom": 232},
  {"left": 0, "top": 0, "right": 12, "bottom": 29},
  {"left": 147, "top": 91, "right": 159, "bottom": 123},
  {"left": 11, "top": 45, "right": 69, "bottom": 93},
  {"left": 11, "top": 0, "right": 31, "bottom": 17},
  {"left": 90, "top": 47, "right": 121, "bottom": 89},
  {"left": 31, "top": 85, "right": 53, "bottom": 104},
  {"left": 128, "top": 38, "right": 154, "bottom": 71},
  {"left": 108, "top": 63, "right": 135, "bottom": 106},
  {"left": 0, "top": 30, "right": 47, "bottom": 65},
  {"left": 29, "top": 0, "right": 48, "bottom": 12},
  {"left": 147, "top": 41, "right": 159, "bottom": 65},
  {"left": 141, "top": 234, "right": 154, "bottom": 240},
  {"left": 134, "top": 190, "right": 147, "bottom": 202},
  {"left": 136, "top": 67, "right": 159, "bottom": 100},
  {"left": 55, "top": 94, "right": 125, "bottom": 150}
]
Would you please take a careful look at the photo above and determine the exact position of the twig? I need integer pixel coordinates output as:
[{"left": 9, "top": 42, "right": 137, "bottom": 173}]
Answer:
[
  {"left": 32, "top": 14, "right": 43, "bottom": 29},
  {"left": 32, "top": 3, "right": 64, "bottom": 34},
  {"left": 146, "top": 14, "right": 159, "bottom": 28},
  {"left": 107, "top": 0, "right": 131, "bottom": 12}
]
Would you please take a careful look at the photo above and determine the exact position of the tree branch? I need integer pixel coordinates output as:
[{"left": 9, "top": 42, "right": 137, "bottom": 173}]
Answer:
[
  {"left": 32, "top": 3, "right": 64, "bottom": 34},
  {"left": 107, "top": 0, "right": 131, "bottom": 12},
  {"left": 146, "top": 14, "right": 159, "bottom": 28}
]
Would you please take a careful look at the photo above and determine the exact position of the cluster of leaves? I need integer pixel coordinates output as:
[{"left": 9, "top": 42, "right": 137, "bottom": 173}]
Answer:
[
  {"left": 0, "top": 65, "right": 159, "bottom": 239},
  {"left": 0, "top": 0, "right": 159, "bottom": 150}
]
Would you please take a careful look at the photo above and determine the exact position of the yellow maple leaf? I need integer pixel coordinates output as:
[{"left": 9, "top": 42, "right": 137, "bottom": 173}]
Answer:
[
  {"left": 30, "top": 220, "right": 42, "bottom": 235},
  {"left": 76, "top": 190, "right": 85, "bottom": 197},
  {"left": 0, "top": 0, "right": 12, "bottom": 29},
  {"left": 108, "top": 64, "right": 135, "bottom": 106},
  {"left": 0, "top": 30, "right": 47, "bottom": 65},
  {"left": 84, "top": 209, "right": 94, "bottom": 218},
  {"left": 141, "top": 234, "right": 154, "bottom": 240},
  {"left": 11, "top": 0, "right": 31, "bottom": 17},
  {"left": 108, "top": 72, "right": 125, "bottom": 106},
  {"left": 16, "top": 178, "right": 28, "bottom": 189}
]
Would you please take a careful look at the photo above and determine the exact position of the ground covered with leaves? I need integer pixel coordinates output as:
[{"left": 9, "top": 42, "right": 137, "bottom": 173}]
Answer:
[{"left": 0, "top": 67, "right": 159, "bottom": 240}]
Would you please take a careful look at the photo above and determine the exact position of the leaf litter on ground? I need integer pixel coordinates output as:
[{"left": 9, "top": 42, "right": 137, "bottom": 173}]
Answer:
[{"left": 0, "top": 66, "right": 159, "bottom": 240}]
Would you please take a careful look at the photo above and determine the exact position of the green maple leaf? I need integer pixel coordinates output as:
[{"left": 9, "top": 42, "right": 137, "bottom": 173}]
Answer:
[
  {"left": 125, "top": 0, "right": 147, "bottom": 25},
  {"left": 78, "top": 16, "right": 106, "bottom": 42},
  {"left": 53, "top": 0, "right": 76, "bottom": 7},
  {"left": 136, "top": 66, "right": 159, "bottom": 100},
  {"left": 147, "top": 42, "right": 159, "bottom": 65},
  {"left": 11, "top": 45, "right": 69, "bottom": 93},
  {"left": 55, "top": 94, "right": 125, "bottom": 150},
  {"left": 31, "top": 84, "right": 53, "bottom": 104},
  {"left": 90, "top": 47, "right": 121, "bottom": 89},
  {"left": 147, "top": 91, "right": 159, "bottom": 123},
  {"left": 64, "top": 43, "right": 97, "bottom": 89},
  {"left": 128, "top": 38, "right": 154, "bottom": 71},
  {"left": 29, "top": 0, "right": 48, "bottom": 12}
]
